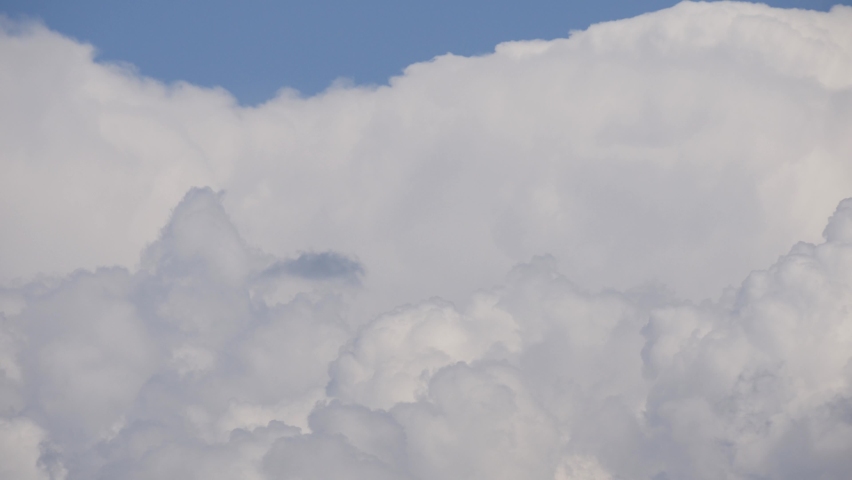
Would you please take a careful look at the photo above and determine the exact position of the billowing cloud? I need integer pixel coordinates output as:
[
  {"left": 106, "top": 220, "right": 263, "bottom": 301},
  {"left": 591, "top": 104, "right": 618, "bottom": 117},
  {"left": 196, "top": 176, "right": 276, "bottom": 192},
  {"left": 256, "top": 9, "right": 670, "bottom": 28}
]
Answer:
[
  {"left": 3, "top": 183, "right": 852, "bottom": 479},
  {"left": 2, "top": 1, "right": 852, "bottom": 479}
]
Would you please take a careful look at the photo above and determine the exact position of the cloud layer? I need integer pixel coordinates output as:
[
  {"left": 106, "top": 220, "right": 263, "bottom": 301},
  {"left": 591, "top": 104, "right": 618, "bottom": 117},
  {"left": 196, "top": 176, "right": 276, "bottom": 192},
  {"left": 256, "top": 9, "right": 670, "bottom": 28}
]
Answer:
[{"left": 2, "top": 2, "right": 852, "bottom": 479}]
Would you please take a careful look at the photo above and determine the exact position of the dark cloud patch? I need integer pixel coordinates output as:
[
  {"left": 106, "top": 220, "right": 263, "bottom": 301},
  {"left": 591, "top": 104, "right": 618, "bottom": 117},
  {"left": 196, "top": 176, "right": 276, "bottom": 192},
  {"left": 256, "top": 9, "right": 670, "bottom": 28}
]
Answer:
[{"left": 263, "top": 252, "right": 364, "bottom": 283}]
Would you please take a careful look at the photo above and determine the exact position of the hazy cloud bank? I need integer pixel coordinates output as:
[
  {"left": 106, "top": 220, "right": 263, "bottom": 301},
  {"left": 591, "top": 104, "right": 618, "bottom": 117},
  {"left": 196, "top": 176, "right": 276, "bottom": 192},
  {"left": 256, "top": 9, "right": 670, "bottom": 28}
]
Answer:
[{"left": 2, "top": 1, "right": 852, "bottom": 479}]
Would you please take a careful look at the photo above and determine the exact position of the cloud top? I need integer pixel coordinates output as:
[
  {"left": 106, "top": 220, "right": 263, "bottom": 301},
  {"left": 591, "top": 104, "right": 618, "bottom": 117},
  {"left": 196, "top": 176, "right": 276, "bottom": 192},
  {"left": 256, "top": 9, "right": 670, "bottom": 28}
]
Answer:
[{"left": 2, "top": 2, "right": 852, "bottom": 308}]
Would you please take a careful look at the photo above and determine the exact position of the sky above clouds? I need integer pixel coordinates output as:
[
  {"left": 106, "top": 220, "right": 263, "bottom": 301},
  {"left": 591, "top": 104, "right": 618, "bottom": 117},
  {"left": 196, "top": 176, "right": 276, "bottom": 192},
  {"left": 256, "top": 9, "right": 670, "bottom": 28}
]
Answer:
[
  {"left": 2, "top": 2, "right": 852, "bottom": 479},
  {"left": 1, "top": 0, "right": 849, "bottom": 103}
]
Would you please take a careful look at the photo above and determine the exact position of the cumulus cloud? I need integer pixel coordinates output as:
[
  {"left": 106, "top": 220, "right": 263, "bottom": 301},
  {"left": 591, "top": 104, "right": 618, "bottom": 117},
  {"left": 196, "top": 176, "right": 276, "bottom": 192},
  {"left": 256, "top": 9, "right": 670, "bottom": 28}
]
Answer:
[
  {"left": 3, "top": 185, "right": 852, "bottom": 479},
  {"left": 2, "top": 1, "right": 852, "bottom": 479}
]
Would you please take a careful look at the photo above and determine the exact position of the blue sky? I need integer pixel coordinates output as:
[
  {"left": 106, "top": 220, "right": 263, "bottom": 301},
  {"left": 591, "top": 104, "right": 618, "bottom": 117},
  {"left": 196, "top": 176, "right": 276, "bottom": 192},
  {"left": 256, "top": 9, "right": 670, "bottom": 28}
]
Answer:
[{"left": 2, "top": 0, "right": 847, "bottom": 104}]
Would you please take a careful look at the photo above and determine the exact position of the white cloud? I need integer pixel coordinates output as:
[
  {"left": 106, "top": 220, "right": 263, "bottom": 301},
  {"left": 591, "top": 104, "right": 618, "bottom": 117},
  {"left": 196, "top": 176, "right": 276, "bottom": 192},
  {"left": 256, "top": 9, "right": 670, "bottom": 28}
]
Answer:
[
  {"left": 2, "top": 2, "right": 852, "bottom": 309},
  {"left": 1, "top": 182, "right": 852, "bottom": 478},
  {"left": 329, "top": 295, "right": 521, "bottom": 409},
  {"left": 2, "top": 2, "right": 852, "bottom": 479},
  {"left": 0, "top": 417, "right": 57, "bottom": 480}
]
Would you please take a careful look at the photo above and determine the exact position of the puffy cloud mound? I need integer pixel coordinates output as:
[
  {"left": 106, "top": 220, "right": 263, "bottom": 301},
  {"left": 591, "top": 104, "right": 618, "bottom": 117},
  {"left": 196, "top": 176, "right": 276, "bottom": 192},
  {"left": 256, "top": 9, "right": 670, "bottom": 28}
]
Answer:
[
  {"left": 2, "top": 1, "right": 852, "bottom": 479},
  {"left": 2, "top": 187, "right": 852, "bottom": 479}
]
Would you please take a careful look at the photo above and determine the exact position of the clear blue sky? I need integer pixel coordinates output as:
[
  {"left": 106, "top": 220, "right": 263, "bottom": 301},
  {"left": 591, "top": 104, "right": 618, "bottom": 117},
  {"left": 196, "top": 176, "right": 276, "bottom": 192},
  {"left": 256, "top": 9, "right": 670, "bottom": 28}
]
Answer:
[{"left": 2, "top": 0, "right": 847, "bottom": 105}]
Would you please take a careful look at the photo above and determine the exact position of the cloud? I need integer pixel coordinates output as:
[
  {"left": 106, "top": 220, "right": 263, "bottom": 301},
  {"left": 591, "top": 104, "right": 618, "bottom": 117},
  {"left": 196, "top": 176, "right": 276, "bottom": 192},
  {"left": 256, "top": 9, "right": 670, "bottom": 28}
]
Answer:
[
  {"left": 3, "top": 2, "right": 852, "bottom": 309},
  {"left": 1, "top": 186, "right": 851, "bottom": 478},
  {"left": 2, "top": 1, "right": 852, "bottom": 479},
  {"left": 262, "top": 252, "right": 364, "bottom": 283},
  {"left": 0, "top": 417, "right": 56, "bottom": 480}
]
